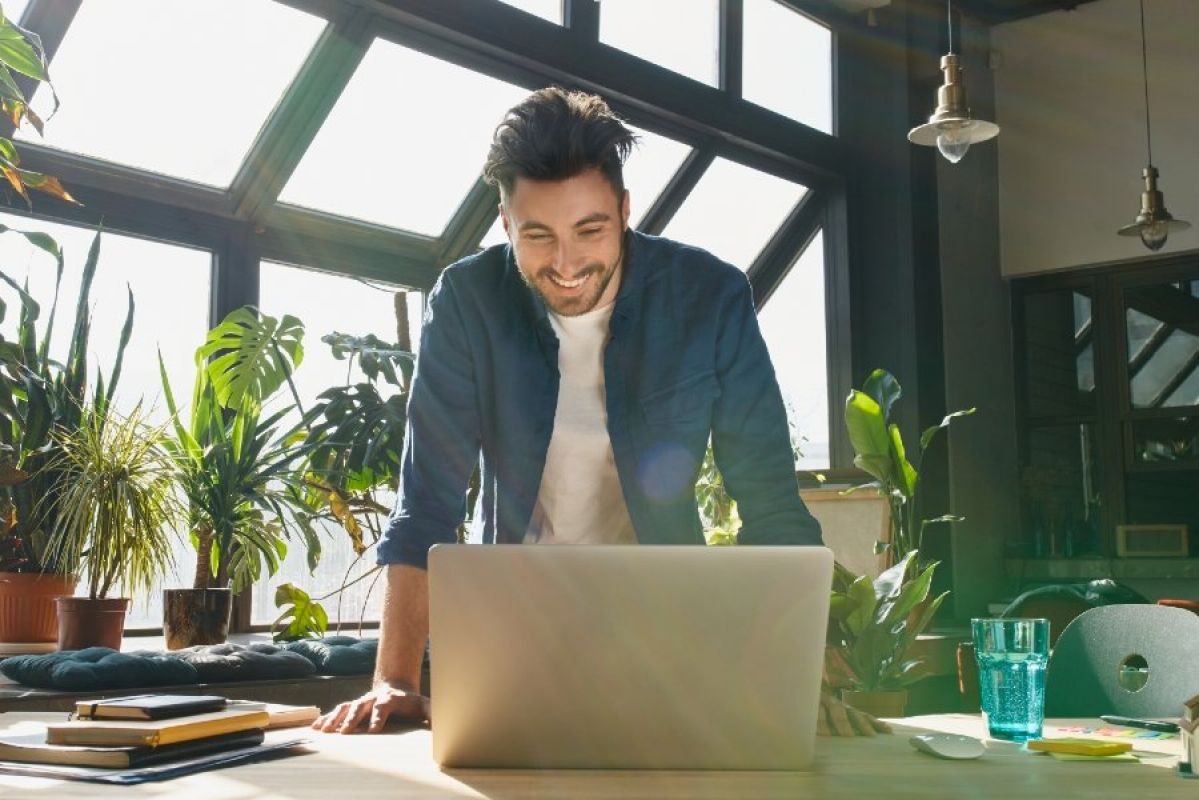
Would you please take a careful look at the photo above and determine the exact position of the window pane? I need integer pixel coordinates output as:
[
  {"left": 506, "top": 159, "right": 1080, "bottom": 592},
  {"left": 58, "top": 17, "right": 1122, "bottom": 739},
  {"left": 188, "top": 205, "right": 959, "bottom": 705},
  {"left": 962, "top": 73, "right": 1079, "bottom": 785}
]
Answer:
[
  {"left": 279, "top": 41, "right": 528, "bottom": 235},
  {"left": 480, "top": 124, "right": 694, "bottom": 249},
  {"left": 757, "top": 231, "right": 828, "bottom": 469},
  {"left": 4, "top": 1, "right": 29, "bottom": 22},
  {"left": 600, "top": 0, "right": 719, "bottom": 86},
  {"left": 20, "top": 1, "right": 324, "bottom": 187},
  {"left": 661, "top": 157, "right": 807, "bottom": 269},
  {"left": 497, "top": 0, "right": 561, "bottom": 23},
  {"left": 743, "top": 0, "right": 832, "bottom": 133},
  {"left": 1125, "top": 281, "right": 1199, "bottom": 409},
  {"left": 255, "top": 262, "right": 421, "bottom": 626},
  {"left": 1020, "top": 424, "right": 1102, "bottom": 557},
  {"left": 0, "top": 214, "right": 211, "bottom": 628},
  {"left": 1021, "top": 289, "right": 1095, "bottom": 417}
]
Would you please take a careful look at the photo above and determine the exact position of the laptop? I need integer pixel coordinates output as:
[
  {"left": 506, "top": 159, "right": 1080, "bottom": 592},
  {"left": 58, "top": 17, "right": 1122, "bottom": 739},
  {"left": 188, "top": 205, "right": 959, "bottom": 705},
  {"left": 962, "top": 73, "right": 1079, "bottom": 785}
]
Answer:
[{"left": 428, "top": 544, "right": 833, "bottom": 770}]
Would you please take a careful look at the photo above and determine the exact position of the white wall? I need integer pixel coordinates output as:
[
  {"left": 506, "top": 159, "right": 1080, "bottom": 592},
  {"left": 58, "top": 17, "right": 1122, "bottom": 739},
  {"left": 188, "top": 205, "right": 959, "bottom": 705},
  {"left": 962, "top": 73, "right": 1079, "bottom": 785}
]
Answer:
[{"left": 994, "top": 0, "right": 1199, "bottom": 277}]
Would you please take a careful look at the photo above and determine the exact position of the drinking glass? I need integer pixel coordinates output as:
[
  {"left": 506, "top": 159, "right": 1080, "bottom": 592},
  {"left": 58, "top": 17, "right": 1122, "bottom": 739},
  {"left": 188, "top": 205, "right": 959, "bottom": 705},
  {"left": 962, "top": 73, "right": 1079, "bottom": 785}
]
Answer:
[{"left": 971, "top": 618, "right": 1050, "bottom": 741}]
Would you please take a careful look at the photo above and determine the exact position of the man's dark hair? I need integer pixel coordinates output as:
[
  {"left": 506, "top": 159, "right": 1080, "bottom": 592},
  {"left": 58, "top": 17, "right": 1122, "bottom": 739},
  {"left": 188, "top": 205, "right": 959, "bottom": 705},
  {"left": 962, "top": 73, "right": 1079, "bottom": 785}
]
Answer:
[{"left": 483, "top": 87, "right": 638, "bottom": 201}]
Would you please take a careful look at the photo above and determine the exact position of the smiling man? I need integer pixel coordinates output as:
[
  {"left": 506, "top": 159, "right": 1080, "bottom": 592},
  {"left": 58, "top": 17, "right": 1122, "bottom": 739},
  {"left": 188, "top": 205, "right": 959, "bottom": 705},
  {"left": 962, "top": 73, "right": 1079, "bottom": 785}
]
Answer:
[{"left": 315, "top": 88, "right": 879, "bottom": 738}]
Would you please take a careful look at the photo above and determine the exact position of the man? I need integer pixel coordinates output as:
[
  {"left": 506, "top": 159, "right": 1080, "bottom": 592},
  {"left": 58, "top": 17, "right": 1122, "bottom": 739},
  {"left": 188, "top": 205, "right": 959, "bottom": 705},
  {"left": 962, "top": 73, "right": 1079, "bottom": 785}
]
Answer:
[{"left": 315, "top": 88, "right": 885, "bottom": 738}]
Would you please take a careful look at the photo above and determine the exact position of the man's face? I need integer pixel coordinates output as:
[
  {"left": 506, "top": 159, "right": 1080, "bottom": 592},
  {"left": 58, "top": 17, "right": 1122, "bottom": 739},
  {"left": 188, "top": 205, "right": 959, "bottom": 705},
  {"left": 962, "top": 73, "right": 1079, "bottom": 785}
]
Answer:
[{"left": 500, "top": 167, "right": 630, "bottom": 317}]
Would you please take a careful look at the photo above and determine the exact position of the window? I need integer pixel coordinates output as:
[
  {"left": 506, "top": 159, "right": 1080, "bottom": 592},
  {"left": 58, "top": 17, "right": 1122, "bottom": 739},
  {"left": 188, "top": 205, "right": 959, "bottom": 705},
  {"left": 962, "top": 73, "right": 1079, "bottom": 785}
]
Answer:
[
  {"left": 661, "top": 157, "right": 807, "bottom": 270},
  {"left": 757, "top": 231, "right": 829, "bottom": 469},
  {"left": 256, "top": 261, "right": 421, "bottom": 627},
  {"left": 279, "top": 40, "right": 528, "bottom": 235},
  {"left": 0, "top": 0, "right": 847, "bottom": 631},
  {"left": 496, "top": 0, "right": 562, "bottom": 23},
  {"left": 1014, "top": 260, "right": 1199, "bottom": 560},
  {"left": 599, "top": 0, "right": 720, "bottom": 86},
  {"left": 21, "top": 0, "right": 324, "bottom": 187},
  {"left": 743, "top": 0, "right": 833, "bottom": 133},
  {"left": 0, "top": 213, "right": 211, "bottom": 628}
]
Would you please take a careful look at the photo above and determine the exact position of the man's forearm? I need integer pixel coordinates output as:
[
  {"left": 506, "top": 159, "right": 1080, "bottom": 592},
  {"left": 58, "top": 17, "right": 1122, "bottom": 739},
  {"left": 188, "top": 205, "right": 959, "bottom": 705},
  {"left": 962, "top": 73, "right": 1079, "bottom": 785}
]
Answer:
[{"left": 373, "top": 563, "right": 430, "bottom": 692}]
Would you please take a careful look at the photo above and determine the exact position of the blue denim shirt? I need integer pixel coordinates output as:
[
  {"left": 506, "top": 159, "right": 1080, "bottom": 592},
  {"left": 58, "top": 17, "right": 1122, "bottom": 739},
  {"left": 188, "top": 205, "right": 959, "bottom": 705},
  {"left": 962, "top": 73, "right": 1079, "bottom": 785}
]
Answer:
[{"left": 377, "top": 230, "right": 822, "bottom": 569}]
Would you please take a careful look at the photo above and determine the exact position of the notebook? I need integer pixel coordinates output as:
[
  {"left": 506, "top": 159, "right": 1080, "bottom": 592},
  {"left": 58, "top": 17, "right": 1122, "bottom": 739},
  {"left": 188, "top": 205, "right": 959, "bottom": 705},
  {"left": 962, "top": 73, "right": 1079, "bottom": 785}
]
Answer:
[
  {"left": 74, "top": 694, "right": 228, "bottom": 721},
  {"left": 0, "top": 728, "right": 265, "bottom": 768},
  {"left": 428, "top": 544, "right": 833, "bottom": 770},
  {"left": 46, "top": 707, "right": 269, "bottom": 747}
]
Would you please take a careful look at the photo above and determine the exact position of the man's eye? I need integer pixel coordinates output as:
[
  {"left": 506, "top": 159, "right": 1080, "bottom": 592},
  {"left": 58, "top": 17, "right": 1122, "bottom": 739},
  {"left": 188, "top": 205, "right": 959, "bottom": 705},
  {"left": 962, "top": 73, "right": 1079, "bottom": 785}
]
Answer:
[
  {"left": 579, "top": 228, "right": 602, "bottom": 237},
  {"left": 526, "top": 233, "right": 552, "bottom": 243}
]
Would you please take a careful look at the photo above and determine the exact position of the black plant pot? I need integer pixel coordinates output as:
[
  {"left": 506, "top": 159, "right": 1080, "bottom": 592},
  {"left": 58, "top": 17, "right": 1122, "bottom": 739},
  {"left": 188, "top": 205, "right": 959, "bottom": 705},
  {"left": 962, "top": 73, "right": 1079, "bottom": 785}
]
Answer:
[{"left": 163, "top": 588, "right": 232, "bottom": 650}]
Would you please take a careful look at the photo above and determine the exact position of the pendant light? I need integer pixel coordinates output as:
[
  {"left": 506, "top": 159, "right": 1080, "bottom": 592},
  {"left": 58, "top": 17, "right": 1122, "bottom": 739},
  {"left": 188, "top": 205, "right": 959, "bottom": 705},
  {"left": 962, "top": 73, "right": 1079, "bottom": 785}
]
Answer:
[
  {"left": 907, "top": 0, "right": 999, "bottom": 164},
  {"left": 1117, "top": 0, "right": 1189, "bottom": 251}
]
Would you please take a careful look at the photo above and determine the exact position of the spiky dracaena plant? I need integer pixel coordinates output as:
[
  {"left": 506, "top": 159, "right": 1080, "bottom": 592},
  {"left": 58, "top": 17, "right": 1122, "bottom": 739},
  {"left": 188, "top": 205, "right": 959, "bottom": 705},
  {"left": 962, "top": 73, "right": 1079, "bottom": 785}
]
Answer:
[{"left": 40, "top": 405, "right": 182, "bottom": 600}]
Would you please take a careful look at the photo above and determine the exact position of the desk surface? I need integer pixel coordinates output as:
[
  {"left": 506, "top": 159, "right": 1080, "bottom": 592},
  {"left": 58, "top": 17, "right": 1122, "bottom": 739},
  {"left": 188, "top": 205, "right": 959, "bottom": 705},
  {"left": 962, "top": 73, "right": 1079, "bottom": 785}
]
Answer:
[{"left": 0, "top": 713, "right": 1190, "bottom": 799}]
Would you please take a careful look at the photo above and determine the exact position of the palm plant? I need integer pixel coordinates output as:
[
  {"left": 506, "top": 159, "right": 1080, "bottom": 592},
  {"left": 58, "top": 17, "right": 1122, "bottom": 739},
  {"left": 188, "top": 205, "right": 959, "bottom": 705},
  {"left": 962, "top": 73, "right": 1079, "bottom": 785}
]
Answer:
[
  {"left": 161, "top": 308, "right": 318, "bottom": 592},
  {"left": 40, "top": 404, "right": 182, "bottom": 600}
]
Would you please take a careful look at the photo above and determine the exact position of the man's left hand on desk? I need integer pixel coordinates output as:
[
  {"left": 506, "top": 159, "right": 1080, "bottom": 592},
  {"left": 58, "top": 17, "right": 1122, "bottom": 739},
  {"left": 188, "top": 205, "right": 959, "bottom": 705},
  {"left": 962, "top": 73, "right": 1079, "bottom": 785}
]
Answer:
[{"left": 818, "top": 693, "right": 892, "bottom": 737}]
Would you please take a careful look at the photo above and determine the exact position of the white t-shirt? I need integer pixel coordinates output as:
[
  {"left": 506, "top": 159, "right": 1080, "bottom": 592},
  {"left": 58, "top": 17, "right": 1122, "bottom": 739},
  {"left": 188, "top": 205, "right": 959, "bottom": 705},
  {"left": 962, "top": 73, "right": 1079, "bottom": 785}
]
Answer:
[{"left": 524, "top": 301, "right": 637, "bottom": 545}]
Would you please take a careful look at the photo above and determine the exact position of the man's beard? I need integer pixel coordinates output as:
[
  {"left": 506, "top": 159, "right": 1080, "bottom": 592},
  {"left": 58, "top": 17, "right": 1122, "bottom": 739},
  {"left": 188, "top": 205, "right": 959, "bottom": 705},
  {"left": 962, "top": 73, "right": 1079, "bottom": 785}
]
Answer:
[{"left": 520, "top": 238, "right": 624, "bottom": 317}]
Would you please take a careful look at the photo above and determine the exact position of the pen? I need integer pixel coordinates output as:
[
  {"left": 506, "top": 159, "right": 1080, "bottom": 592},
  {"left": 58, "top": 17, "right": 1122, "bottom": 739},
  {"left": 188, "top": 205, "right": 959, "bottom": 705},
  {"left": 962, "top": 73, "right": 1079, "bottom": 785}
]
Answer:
[{"left": 1100, "top": 715, "right": 1180, "bottom": 733}]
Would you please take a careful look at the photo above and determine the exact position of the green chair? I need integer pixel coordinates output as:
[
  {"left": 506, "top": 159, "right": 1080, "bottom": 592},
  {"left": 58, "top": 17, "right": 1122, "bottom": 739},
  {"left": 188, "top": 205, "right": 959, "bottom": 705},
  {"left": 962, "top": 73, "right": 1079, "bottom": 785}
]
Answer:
[{"left": 1044, "top": 604, "right": 1199, "bottom": 717}]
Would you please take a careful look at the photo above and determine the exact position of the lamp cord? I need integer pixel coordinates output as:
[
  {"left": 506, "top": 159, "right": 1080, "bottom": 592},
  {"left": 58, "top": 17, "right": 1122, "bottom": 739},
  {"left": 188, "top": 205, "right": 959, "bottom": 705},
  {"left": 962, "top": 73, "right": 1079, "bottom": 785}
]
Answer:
[
  {"left": 1139, "top": 0, "right": 1153, "bottom": 166},
  {"left": 947, "top": 0, "right": 954, "bottom": 55}
]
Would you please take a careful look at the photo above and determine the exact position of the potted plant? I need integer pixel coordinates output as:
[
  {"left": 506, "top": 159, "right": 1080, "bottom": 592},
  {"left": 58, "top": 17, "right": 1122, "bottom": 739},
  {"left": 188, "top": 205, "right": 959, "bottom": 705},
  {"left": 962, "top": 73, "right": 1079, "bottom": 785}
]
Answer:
[
  {"left": 843, "top": 368, "right": 974, "bottom": 566},
  {"left": 0, "top": 230, "right": 131, "bottom": 645},
  {"left": 272, "top": 323, "right": 415, "bottom": 640},
  {"left": 826, "top": 551, "right": 948, "bottom": 717},
  {"left": 160, "top": 308, "right": 318, "bottom": 649},
  {"left": 39, "top": 405, "right": 182, "bottom": 650}
]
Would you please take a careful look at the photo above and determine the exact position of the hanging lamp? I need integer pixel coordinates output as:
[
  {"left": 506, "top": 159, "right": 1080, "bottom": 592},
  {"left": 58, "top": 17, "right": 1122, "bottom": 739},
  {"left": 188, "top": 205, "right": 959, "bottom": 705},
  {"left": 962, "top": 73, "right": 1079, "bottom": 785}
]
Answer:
[
  {"left": 907, "top": 0, "right": 999, "bottom": 164},
  {"left": 1117, "top": 0, "right": 1189, "bottom": 251}
]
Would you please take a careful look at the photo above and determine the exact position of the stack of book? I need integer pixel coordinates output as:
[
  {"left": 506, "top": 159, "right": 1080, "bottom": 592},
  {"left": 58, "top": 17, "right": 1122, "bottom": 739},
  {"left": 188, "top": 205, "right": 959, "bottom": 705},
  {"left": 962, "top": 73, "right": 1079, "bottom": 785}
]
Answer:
[{"left": 0, "top": 694, "right": 319, "bottom": 782}]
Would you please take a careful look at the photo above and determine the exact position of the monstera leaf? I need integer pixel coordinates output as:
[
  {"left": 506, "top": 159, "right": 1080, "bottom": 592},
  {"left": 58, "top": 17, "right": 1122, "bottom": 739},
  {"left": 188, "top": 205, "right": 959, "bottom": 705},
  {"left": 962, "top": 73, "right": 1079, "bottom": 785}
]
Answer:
[{"left": 197, "top": 307, "right": 304, "bottom": 410}]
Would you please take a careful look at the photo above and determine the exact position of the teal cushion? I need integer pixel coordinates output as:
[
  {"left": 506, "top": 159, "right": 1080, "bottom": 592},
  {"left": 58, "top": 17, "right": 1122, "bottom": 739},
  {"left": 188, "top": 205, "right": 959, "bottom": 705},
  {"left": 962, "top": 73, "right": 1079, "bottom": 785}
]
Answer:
[{"left": 284, "top": 637, "right": 378, "bottom": 675}]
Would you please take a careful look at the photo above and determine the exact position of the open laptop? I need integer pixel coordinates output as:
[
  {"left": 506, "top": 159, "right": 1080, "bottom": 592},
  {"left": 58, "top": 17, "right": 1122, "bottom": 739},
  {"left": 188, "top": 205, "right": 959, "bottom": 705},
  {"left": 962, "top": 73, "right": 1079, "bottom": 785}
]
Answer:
[{"left": 428, "top": 544, "right": 832, "bottom": 770}]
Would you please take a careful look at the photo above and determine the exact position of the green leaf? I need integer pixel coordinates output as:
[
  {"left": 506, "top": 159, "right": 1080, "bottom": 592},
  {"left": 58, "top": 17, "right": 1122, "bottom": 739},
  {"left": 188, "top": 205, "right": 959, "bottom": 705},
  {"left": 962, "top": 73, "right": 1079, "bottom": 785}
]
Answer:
[
  {"left": 198, "top": 307, "right": 304, "bottom": 409},
  {"left": 271, "top": 581, "right": 329, "bottom": 641},
  {"left": 844, "top": 575, "right": 877, "bottom": 637},
  {"left": 862, "top": 369, "right": 902, "bottom": 422},
  {"left": 844, "top": 390, "right": 890, "bottom": 460},
  {"left": 919, "top": 408, "right": 976, "bottom": 451},
  {"left": 887, "top": 423, "right": 917, "bottom": 498},
  {"left": 0, "top": 27, "right": 46, "bottom": 81}
]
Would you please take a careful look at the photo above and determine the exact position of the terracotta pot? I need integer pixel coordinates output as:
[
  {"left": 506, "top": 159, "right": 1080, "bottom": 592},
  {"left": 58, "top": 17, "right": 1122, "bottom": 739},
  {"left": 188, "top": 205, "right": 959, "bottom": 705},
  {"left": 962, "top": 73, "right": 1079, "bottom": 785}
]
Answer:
[
  {"left": 842, "top": 689, "right": 908, "bottom": 718},
  {"left": 56, "top": 596, "right": 129, "bottom": 651},
  {"left": 0, "top": 572, "right": 77, "bottom": 643},
  {"left": 163, "top": 588, "right": 232, "bottom": 650}
]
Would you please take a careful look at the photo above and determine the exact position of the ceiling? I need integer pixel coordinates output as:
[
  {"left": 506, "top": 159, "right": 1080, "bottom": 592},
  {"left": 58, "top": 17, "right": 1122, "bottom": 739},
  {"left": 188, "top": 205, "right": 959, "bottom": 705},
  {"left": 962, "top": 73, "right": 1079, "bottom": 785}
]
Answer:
[{"left": 954, "top": 0, "right": 1102, "bottom": 25}]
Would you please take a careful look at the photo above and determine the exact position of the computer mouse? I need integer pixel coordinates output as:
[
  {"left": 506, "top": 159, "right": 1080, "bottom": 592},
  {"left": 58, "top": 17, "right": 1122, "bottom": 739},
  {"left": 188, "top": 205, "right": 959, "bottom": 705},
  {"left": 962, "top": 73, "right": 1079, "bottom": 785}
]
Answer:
[{"left": 909, "top": 733, "right": 986, "bottom": 760}]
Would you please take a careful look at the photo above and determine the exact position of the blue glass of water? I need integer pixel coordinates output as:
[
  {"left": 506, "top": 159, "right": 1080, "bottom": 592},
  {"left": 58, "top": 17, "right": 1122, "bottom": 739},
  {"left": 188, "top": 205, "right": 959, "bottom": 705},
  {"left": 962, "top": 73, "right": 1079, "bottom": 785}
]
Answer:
[{"left": 971, "top": 618, "right": 1050, "bottom": 742}]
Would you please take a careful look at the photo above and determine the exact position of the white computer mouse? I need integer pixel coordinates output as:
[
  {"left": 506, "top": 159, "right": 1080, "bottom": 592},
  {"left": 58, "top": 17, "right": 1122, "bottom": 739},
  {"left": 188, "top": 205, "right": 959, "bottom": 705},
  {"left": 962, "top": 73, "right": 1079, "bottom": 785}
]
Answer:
[{"left": 909, "top": 733, "right": 986, "bottom": 760}]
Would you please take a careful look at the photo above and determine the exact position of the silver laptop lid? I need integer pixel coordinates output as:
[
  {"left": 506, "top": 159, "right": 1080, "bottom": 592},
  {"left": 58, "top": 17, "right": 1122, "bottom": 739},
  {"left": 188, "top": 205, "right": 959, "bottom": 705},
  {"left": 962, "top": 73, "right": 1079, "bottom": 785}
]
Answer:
[{"left": 429, "top": 544, "right": 832, "bottom": 770}]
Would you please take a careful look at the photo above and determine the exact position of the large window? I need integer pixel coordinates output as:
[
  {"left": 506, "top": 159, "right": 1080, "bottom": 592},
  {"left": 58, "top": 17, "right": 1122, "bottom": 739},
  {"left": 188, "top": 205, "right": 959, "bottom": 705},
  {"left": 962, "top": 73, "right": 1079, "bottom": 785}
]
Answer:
[
  {"left": 757, "top": 232, "right": 829, "bottom": 469},
  {"left": 20, "top": 0, "right": 324, "bottom": 187},
  {"left": 0, "top": 0, "right": 847, "bottom": 631}
]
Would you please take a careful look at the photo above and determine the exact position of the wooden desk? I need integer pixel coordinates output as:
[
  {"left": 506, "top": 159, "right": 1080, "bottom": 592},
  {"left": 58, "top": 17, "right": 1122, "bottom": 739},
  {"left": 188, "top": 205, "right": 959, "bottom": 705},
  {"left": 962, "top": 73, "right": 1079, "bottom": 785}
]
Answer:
[{"left": 0, "top": 713, "right": 1190, "bottom": 799}]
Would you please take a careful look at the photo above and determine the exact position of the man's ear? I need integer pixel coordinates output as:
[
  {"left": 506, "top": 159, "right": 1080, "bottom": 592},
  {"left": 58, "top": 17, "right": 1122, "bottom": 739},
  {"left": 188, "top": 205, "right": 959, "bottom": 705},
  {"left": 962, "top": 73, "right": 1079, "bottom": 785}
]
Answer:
[
  {"left": 499, "top": 203, "right": 511, "bottom": 237},
  {"left": 621, "top": 190, "right": 631, "bottom": 230}
]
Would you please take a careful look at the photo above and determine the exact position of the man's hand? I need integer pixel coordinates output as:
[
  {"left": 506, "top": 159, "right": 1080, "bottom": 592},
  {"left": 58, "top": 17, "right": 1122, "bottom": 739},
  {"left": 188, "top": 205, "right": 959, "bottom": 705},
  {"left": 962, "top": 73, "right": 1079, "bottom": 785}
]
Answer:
[
  {"left": 816, "top": 692, "right": 892, "bottom": 737},
  {"left": 312, "top": 684, "right": 430, "bottom": 734}
]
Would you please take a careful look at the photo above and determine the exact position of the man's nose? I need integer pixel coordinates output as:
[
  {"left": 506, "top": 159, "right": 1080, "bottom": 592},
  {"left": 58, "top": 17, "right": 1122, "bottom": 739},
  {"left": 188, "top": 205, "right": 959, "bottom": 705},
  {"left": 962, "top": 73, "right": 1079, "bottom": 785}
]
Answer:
[{"left": 552, "top": 238, "right": 585, "bottom": 275}]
